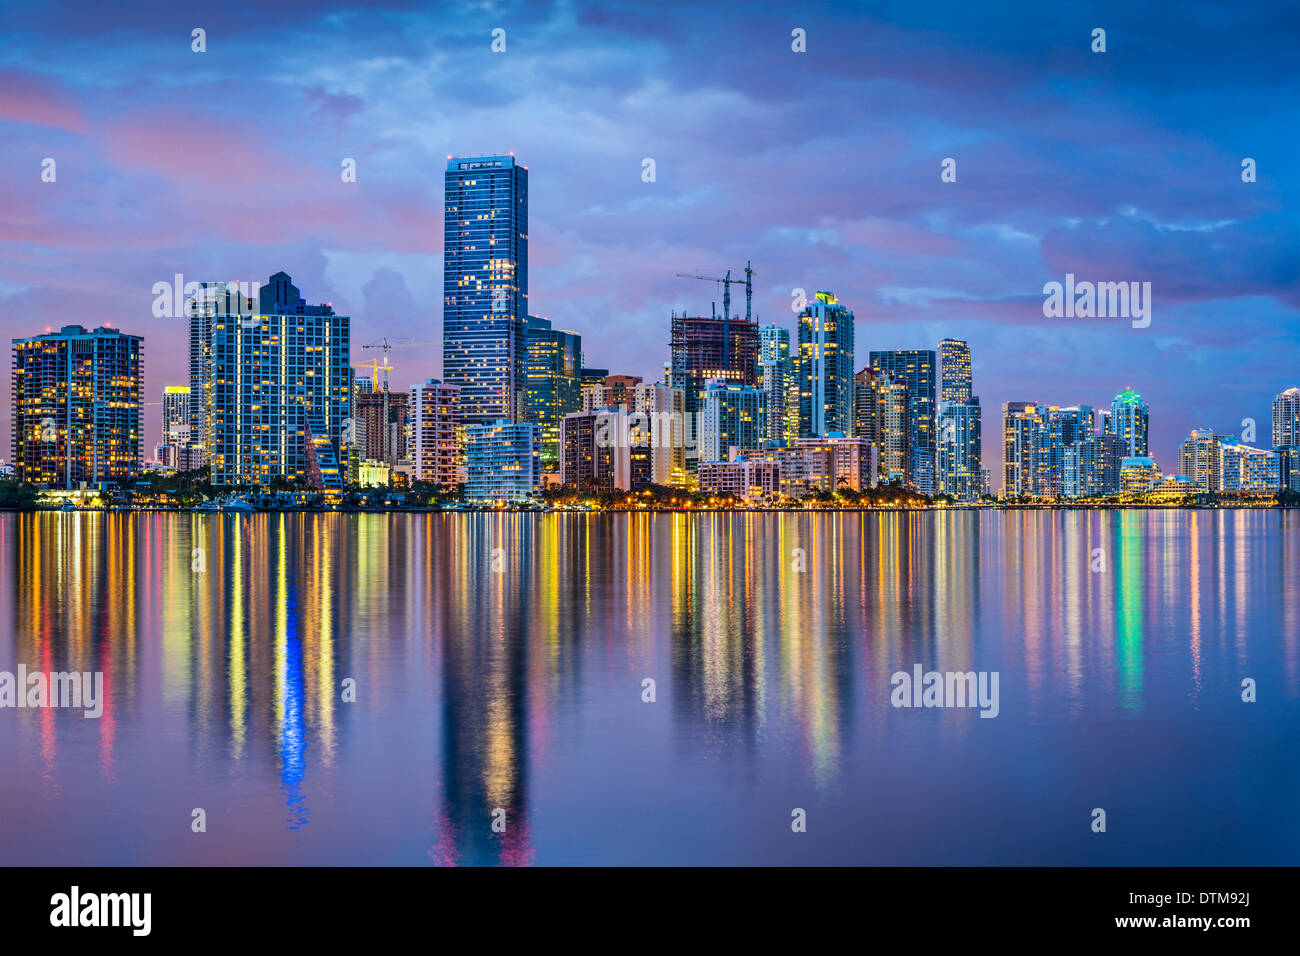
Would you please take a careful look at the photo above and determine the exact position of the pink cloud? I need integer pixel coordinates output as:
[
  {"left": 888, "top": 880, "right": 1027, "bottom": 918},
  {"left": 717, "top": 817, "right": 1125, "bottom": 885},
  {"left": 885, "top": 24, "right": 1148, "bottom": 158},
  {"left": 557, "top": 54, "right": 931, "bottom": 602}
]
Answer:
[
  {"left": 100, "top": 107, "right": 305, "bottom": 186},
  {"left": 0, "top": 70, "right": 87, "bottom": 132}
]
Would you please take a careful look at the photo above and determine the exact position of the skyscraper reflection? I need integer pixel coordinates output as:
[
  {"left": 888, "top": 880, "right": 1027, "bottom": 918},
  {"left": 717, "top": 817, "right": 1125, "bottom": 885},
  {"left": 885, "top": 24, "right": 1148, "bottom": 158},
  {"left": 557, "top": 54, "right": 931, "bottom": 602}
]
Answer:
[{"left": 2, "top": 510, "right": 1297, "bottom": 865}]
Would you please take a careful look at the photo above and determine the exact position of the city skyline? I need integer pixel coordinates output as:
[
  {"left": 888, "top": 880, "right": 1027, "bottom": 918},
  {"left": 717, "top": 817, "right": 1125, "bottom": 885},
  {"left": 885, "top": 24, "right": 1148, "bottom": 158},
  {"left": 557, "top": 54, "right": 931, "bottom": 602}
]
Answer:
[
  {"left": 1, "top": 2, "right": 1296, "bottom": 486},
  {"left": 2, "top": 0, "right": 1298, "bottom": 895},
  {"left": 7, "top": 249, "right": 1298, "bottom": 498}
]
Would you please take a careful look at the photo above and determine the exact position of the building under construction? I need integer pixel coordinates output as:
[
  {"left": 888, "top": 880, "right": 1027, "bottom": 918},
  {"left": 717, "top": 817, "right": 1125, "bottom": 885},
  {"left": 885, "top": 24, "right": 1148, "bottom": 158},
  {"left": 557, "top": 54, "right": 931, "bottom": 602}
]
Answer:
[
  {"left": 356, "top": 389, "right": 409, "bottom": 466},
  {"left": 669, "top": 262, "right": 759, "bottom": 415}
]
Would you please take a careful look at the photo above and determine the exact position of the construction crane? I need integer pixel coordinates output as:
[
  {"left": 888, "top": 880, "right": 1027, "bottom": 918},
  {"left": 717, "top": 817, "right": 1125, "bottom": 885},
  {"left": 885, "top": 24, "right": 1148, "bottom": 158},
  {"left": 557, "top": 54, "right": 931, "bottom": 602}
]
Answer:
[
  {"left": 675, "top": 260, "right": 755, "bottom": 322},
  {"left": 360, "top": 338, "right": 438, "bottom": 392},
  {"left": 355, "top": 358, "right": 394, "bottom": 390}
]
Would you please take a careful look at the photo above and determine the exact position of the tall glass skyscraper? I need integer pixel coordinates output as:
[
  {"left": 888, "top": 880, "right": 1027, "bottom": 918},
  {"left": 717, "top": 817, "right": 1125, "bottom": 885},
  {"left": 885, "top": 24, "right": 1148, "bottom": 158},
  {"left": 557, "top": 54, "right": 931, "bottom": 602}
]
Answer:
[
  {"left": 1036, "top": 405, "right": 1095, "bottom": 499},
  {"left": 1106, "top": 387, "right": 1149, "bottom": 458},
  {"left": 938, "top": 397, "right": 982, "bottom": 500},
  {"left": 700, "top": 379, "right": 767, "bottom": 463},
  {"left": 1002, "top": 401, "right": 1040, "bottom": 497},
  {"left": 1273, "top": 386, "right": 1300, "bottom": 448},
  {"left": 938, "top": 338, "right": 972, "bottom": 404},
  {"left": 797, "top": 292, "right": 855, "bottom": 439},
  {"left": 525, "top": 315, "right": 582, "bottom": 466},
  {"left": 758, "top": 324, "right": 794, "bottom": 445},
  {"left": 869, "top": 349, "right": 936, "bottom": 494},
  {"left": 444, "top": 155, "right": 529, "bottom": 426}
]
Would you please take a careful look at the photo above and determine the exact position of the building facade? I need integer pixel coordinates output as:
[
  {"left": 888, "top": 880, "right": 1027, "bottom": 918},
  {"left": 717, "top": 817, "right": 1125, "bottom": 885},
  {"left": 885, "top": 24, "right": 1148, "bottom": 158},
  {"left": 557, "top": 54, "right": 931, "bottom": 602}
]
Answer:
[
  {"left": 668, "top": 307, "right": 759, "bottom": 470},
  {"left": 1273, "top": 387, "right": 1300, "bottom": 449},
  {"left": 1219, "top": 442, "right": 1281, "bottom": 492},
  {"left": 699, "top": 379, "right": 766, "bottom": 464},
  {"left": 797, "top": 292, "right": 855, "bottom": 440},
  {"left": 938, "top": 338, "right": 972, "bottom": 404},
  {"left": 11, "top": 325, "right": 143, "bottom": 489},
  {"left": 355, "top": 389, "right": 409, "bottom": 468},
  {"left": 698, "top": 458, "right": 780, "bottom": 500},
  {"left": 464, "top": 420, "right": 539, "bottom": 502},
  {"left": 1063, "top": 433, "right": 1122, "bottom": 498},
  {"left": 443, "top": 155, "right": 529, "bottom": 426},
  {"left": 1178, "top": 427, "right": 1224, "bottom": 492},
  {"left": 937, "top": 398, "right": 982, "bottom": 500},
  {"left": 629, "top": 382, "right": 686, "bottom": 486},
  {"left": 162, "top": 385, "right": 190, "bottom": 438},
  {"left": 1106, "top": 387, "right": 1149, "bottom": 458},
  {"left": 198, "top": 273, "right": 351, "bottom": 488},
  {"left": 1001, "top": 401, "right": 1039, "bottom": 497},
  {"left": 1034, "top": 405, "right": 1095, "bottom": 500},
  {"left": 524, "top": 315, "right": 582, "bottom": 465},
  {"left": 870, "top": 349, "right": 935, "bottom": 493},
  {"left": 1120, "top": 456, "right": 1161, "bottom": 494},
  {"left": 410, "top": 378, "right": 465, "bottom": 489},
  {"left": 758, "top": 324, "right": 796, "bottom": 445}
]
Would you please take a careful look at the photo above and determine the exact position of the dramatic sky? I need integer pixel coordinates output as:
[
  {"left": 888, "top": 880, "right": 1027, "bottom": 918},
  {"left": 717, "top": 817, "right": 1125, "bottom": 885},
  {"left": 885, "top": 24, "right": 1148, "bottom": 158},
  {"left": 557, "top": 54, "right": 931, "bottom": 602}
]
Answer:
[{"left": 1, "top": 0, "right": 1296, "bottom": 482}]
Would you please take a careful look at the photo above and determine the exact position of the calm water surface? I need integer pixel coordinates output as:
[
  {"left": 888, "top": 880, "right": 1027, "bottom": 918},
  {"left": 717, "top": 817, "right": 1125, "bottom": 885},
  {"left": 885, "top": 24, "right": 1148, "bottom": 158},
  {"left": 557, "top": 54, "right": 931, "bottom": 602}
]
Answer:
[{"left": 1, "top": 510, "right": 1297, "bottom": 865}]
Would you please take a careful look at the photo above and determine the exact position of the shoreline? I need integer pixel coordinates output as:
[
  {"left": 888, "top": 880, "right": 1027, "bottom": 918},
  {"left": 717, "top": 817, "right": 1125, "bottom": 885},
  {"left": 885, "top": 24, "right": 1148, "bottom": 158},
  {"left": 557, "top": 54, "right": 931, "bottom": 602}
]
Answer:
[{"left": 5, "top": 503, "right": 1294, "bottom": 515}]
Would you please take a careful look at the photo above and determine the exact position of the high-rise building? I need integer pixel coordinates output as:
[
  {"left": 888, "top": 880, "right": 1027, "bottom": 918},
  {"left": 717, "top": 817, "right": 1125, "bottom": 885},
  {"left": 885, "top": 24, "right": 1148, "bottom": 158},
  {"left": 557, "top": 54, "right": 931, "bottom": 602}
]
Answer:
[
  {"left": 798, "top": 292, "right": 855, "bottom": 439},
  {"left": 355, "top": 389, "right": 409, "bottom": 468},
  {"left": 853, "top": 367, "right": 880, "bottom": 444},
  {"left": 464, "top": 420, "right": 539, "bottom": 502},
  {"left": 758, "top": 324, "right": 795, "bottom": 445},
  {"left": 1034, "top": 405, "right": 1095, "bottom": 499},
  {"left": 1106, "top": 387, "right": 1149, "bottom": 458},
  {"left": 1219, "top": 441, "right": 1281, "bottom": 492},
  {"left": 1178, "top": 427, "right": 1223, "bottom": 492},
  {"left": 1001, "top": 402, "right": 1094, "bottom": 500},
  {"left": 876, "top": 376, "right": 911, "bottom": 484},
  {"left": 629, "top": 382, "right": 687, "bottom": 487},
  {"left": 410, "top": 378, "right": 465, "bottom": 489},
  {"left": 197, "top": 272, "right": 350, "bottom": 488},
  {"left": 342, "top": 414, "right": 367, "bottom": 483},
  {"left": 184, "top": 279, "right": 262, "bottom": 468},
  {"left": 1063, "top": 433, "right": 1122, "bottom": 498},
  {"left": 559, "top": 398, "right": 680, "bottom": 493},
  {"left": 524, "top": 316, "right": 582, "bottom": 466},
  {"left": 870, "top": 349, "right": 935, "bottom": 493},
  {"left": 582, "top": 374, "right": 644, "bottom": 412},
  {"left": 1273, "top": 387, "right": 1300, "bottom": 449},
  {"left": 698, "top": 457, "right": 781, "bottom": 500},
  {"left": 1120, "top": 457, "right": 1161, "bottom": 494},
  {"left": 794, "top": 435, "right": 877, "bottom": 493},
  {"left": 699, "top": 379, "right": 766, "bottom": 464},
  {"left": 1002, "top": 401, "right": 1039, "bottom": 497},
  {"left": 669, "top": 304, "right": 759, "bottom": 470},
  {"left": 443, "top": 155, "right": 529, "bottom": 426},
  {"left": 560, "top": 408, "right": 624, "bottom": 491},
  {"left": 188, "top": 300, "right": 212, "bottom": 465},
  {"left": 11, "top": 324, "right": 143, "bottom": 489},
  {"left": 1276, "top": 446, "right": 1300, "bottom": 493},
  {"left": 162, "top": 386, "right": 190, "bottom": 439},
  {"left": 937, "top": 398, "right": 982, "bottom": 500},
  {"left": 938, "top": 338, "right": 972, "bottom": 404},
  {"left": 155, "top": 384, "right": 201, "bottom": 471}
]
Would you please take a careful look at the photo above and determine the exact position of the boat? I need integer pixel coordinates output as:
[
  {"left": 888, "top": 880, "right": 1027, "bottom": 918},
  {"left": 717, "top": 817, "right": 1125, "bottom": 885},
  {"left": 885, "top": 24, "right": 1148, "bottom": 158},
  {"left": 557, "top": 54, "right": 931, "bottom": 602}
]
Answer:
[
  {"left": 196, "top": 496, "right": 255, "bottom": 512},
  {"left": 58, "top": 500, "right": 77, "bottom": 512}
]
